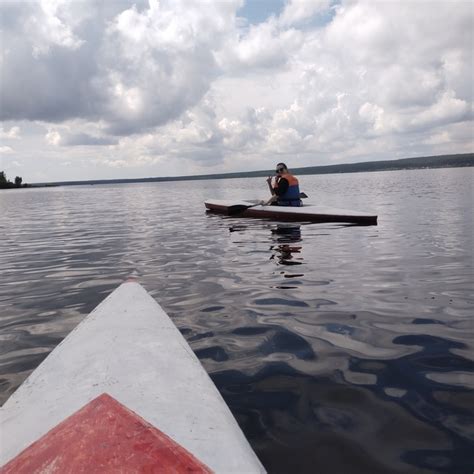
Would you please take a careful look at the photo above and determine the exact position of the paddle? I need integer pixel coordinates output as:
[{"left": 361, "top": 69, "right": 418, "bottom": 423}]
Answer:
[
  {"left": 227, "top": 192, "right": 309, "bottom": 215},
  {"left": 227, "top": 202, "right": 263, "bottom": 215}
]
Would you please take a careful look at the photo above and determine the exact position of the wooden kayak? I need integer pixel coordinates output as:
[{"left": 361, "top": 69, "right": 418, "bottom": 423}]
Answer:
[
  {"left": 0, "top": 280, "right": 266, "bottom": 473},
  {"left": 205, "top": 199, "right": 378, "bottom": 225}
]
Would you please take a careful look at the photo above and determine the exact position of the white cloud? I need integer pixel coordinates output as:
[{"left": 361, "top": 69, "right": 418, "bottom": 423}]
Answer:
[
  {"left": 45, "top": 129, "right": 62, "bottom": 146},
  {"left": 423, "top": 131, "right": 451, "bottom": 146},
  {"left": 220, "top": 19, "right": 303, "bottom": 71},
  {"left": 29, "top": 0, "right": 84, "bottom": 57},
  {"left": 0, "top": 126, "right": 20, "bottom": 139},
  {"left": 61, "top": 133, "right": 118, "bottom": 147},
  {"left": 0, "top": 0, "right": 238, "bottom": 131},
  {"left": 0, "top": 0, "right": 472, "bottom": 180},
  {"left": 0, "top": 146, "right": 14, "bottom": 154},
  {"left": 358, "top": 103, "right": 386, "bottom": 134},
  {"left": 278, "top": 0, "right": 331, "bottom": 27},
  {"left": 100, "top": 159, "right": 129, "bottom": 168},
  {"left": 90, "top": 0, "right": 240, "bottom": 134},
  {"left": 409, "top": 90, "right": 470, "bottom": 130}
]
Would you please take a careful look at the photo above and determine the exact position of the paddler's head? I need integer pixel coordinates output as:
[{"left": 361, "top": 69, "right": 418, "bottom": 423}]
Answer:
[{"left": 276, "top": 163, "right": 288, "bottom": 176}]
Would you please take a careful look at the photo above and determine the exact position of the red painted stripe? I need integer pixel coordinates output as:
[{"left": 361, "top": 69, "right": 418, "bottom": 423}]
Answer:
[{"left": 1, "top": 393, "right": 213, "bottom": 473}]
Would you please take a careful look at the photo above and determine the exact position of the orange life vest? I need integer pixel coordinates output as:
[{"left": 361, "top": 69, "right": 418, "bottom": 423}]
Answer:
[{"left": 273, "top": 173, "right": 301, "bottom": 205}]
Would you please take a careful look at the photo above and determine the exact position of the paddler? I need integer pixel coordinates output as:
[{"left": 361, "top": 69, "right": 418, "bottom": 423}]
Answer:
[{"left": 265, "top": 162, "right": 302, "bottom": 206}]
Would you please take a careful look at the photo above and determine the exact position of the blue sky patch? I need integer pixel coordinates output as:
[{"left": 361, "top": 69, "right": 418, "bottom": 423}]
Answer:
[{"left": 238, "top": 0, "right": 286, "bottom": 24}]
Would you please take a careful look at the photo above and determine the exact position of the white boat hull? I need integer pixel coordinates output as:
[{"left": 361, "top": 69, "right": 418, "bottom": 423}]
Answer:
[{"left": 0, "top": 281, "right": 265, "bottom": 473}]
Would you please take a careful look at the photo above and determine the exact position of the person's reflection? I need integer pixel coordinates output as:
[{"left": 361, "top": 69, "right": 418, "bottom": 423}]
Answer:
[{"left": 270, "top": 225, "right": 303, "bottom": 265}]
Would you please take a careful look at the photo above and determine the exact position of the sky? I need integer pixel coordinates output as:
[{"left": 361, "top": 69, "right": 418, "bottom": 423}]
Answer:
[{"left": 0, "top": 0, "right": 473, "bottom": 183}]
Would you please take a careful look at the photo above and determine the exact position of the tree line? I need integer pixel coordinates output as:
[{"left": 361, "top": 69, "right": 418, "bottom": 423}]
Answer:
[
  {"left": 47, "top": 152, "right": 473, "bottom": 187},
  {"left": 0, "top": 171, "right": 28, "bottom": 189}
]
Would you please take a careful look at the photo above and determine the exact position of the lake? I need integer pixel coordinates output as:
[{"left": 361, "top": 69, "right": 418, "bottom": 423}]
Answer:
[{"left": 1, "top": 167, "right": 473, "bottom": 473}]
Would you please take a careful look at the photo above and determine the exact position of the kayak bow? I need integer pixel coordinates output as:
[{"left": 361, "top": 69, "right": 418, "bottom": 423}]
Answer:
[{"left": 0, "top": 281, "right": 265, "bottom": 473}]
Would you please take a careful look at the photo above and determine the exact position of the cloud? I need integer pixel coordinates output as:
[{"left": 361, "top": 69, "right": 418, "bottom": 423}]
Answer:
[
  {"left": 99, "top": 159, "right": 130, "bottom": 168},
  {"left": 423, "top": 131, "right": 451, "bottom": 146},
  {"left": 358, "top": 103, "right": 387, "bottom": 134},
  {"left": 28, "top": 0, "right": 84, "bottom": 58},
  {"left": 0, "top": 1, "right": 99, "bottom": 122},
  {"left": 44, "top": 127, "right": 118, "bottom": 146},
  {"left": 45, "top": 129, "right": 62, "bottom": 146},
  {"left": 219, "top": 19, "right": 303, "bottom": 71},
  {"left": 1, "top": 0, "right": 239, "bottom": 133},
  {"left": 61, "top": 133, "right": 118, "bottom": 146},
  {"left": 93, "top": 0, "right": 230, "bottom": 135},
  {"left": 223, "top": 0, "right": 474, "bottom": 161},
  {"left": 0, "top": 146, "right": 14, "bottom": 154},
  {"left": 0, "top": 126, "right": 21, "bottom": 139},
  {"left": 408, "top": 90, "right": 471, "bottom": 131},
  {"left": 0, "top": 0, "right": 473, "bottom": 180},
  {"left": 278, "top": 0, "right": 331, "bottom": 27}
]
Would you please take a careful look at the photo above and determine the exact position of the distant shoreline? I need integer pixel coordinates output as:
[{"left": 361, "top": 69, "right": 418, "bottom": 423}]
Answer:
[{"left": 32, "top": 152, "right": 474, "bottom": 187}]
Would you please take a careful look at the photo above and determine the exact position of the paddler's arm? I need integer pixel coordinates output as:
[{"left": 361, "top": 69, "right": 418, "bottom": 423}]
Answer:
[
  {"left": 266, "top": 176, "right": 275, "bottom": 195},
  {"left": 262, "top": 195, "right": 278, "bottom": 206},
  {"left": 263, "top": 176, "right": 289, "bottom": 205},
  {"left": 275, "top": 177, "right": 289, "bottom": 196}
]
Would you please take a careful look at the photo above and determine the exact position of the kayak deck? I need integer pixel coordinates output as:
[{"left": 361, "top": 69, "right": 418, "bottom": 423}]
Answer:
[
  {"left": 205, "top": 199, "right": 378, "bottom": 225},
  {"left": 2, "top": 393, "right": 212, "bottom": 473},
  {"left": 0, "top": 281, "right": 265, "bottom": 473}
]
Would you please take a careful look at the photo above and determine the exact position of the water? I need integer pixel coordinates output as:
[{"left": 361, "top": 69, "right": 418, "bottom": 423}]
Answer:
[{"left": 1, "top": 168, "right": 473, "bottom": 473}]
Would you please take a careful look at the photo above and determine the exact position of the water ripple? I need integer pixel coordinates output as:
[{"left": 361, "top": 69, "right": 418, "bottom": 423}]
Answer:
[{"left": 1, "top": 169, "right": 473, "bottom": 473}]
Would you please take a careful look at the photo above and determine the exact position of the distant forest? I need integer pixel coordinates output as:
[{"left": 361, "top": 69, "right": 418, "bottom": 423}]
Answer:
[{"left": 35, "top": 152, "right": 474, "bottom": 187}]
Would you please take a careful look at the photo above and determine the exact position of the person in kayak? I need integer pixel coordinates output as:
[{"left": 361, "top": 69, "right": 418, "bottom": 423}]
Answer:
[{"left": 265, "top": 163, "right": 302, "bottom": 206}]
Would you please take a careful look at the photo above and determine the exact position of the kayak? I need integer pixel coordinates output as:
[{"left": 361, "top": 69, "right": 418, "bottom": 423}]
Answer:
[
  {"left": 0, "top": 280, "right": 266, "bottom": 473},
  {"left": 205, "top": 199, "right": 378, "bottom": 225}
]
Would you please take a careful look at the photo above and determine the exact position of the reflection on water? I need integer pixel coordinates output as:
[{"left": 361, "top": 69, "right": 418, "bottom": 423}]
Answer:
[
  {"left": 271, "top": 224, "right": 302, "bottom": 244},
  {"left": 270, "top": 225, "right": 303, "bottom": 266},
  {"left": 1, "top": 168, "right": 473, "bottom": 473},
  {"left": 271, "top": 244, "right": 303, "bottom": 266}
]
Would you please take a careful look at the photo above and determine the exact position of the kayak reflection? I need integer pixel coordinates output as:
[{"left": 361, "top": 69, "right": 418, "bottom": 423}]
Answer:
[{"left": 270, "top": 225, "right": 303, "bottom": 266}]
